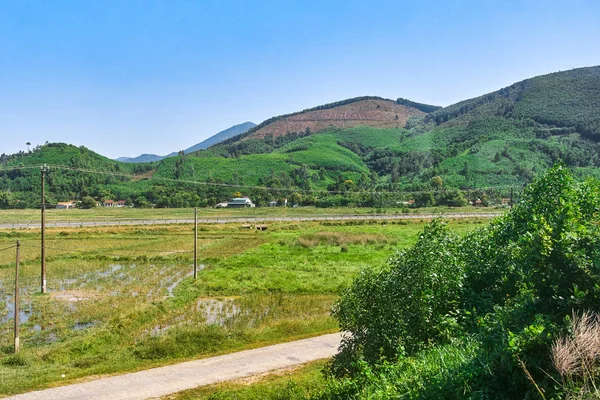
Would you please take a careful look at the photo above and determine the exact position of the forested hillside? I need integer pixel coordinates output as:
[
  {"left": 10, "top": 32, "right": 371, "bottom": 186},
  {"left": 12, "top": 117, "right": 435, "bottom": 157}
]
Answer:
[
  {"left": 1, "top": 66, "right": 599, "bottom": 209},
  {"left": 0, "top": 144, "right": 154, "bottom": 208}
]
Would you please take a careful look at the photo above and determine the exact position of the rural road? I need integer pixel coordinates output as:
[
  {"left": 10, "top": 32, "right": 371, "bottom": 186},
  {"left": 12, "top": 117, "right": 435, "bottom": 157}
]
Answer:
[
  {"left": 0, "top": 212, "right": 502, "bottom": 229},
  {"left": 5, "top": 333, "right": 342, "bottom": 400}
]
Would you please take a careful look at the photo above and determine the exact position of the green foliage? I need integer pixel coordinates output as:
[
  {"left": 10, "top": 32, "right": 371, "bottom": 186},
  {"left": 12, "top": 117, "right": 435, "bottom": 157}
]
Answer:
[
  {"left": 332, "top": 220, "right": 464, "bottom": 367},
  {"left": 325, "top": 165, "right": 600, "bottom": 398},
  {"left": 396, "top": 97, "right": 442, "bottom": 113},
  {"left": 436, "top": 188, "right": 468, "bottom": 207},
  {"left": 79, "top": 196, "right": 97, "bottom": 209},
  {"left": 315, "top": 339, "right": 482, "bottom": 400},
  {"left": 0, "top": 191, "right": 15, "bottom": 209},
  {"left": 0, "top": 143, "right": 152, "bottom": 207},
  {"left": 276, "top": 135, "right": 368, "bottom": 173},
  {"left": 423, "top": 66, "right": 600, "bottom": 139},
  {"left": 413, "top": 192, "right": 434, "bottom": 208}
]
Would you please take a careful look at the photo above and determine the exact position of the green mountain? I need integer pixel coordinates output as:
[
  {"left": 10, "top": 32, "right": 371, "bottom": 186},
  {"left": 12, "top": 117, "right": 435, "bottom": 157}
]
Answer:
[
  {"left": 172, "top": 66, "right": 600, "bottom": 192},
  {"left": 0, "top": 143, "right": 154, "bottom": 207},
  {"left": 1, "top": 66, "right": 599, "bottom": 208},
  {"left": 393, "top": 66, "right": 600, "bottom": 189}
]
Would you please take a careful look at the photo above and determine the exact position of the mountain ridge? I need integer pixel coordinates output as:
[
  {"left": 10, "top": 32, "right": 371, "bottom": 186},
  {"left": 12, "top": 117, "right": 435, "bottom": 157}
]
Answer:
[
  {"left": 2, "top": 66, "right": 600, "bottom": 208},
  {"left": 116, "top": 121, "right": 257, "bottom": 163}
]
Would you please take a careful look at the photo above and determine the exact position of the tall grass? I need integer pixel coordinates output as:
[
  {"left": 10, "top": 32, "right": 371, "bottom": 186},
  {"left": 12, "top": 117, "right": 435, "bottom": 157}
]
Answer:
[{"left": 551, "top": 311, "right": 600, "bottom": 398}]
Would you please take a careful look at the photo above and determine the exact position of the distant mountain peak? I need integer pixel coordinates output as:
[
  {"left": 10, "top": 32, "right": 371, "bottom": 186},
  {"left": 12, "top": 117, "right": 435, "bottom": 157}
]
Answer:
[
  {"left": 116, "top": 122, "right": 256, "bottom": 163},
  {"left": 116, "top": 154, "right": 164, "bottom": 163},
  {"left": 182, "top": 122, "right": 257, "bottom": 154}
]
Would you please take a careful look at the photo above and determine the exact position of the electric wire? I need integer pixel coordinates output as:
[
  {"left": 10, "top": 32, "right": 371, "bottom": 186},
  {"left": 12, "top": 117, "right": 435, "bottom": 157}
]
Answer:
[{"left": 0, "top": 245, "right": 16, "bottom": 253}]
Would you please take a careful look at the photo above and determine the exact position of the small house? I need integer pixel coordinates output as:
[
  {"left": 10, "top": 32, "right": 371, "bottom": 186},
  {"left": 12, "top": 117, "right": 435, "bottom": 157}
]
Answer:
[
  {"left": 116, "top": 200, "right": 127, "bottom": 207},
  {"left": 103, "top": 200, "right": 114, "bottom": 207},
  {"left": 227, "top": 197, "right": 255, "bottom": 208},
  {"left": 268, "top": 199, "right": 289, "bottom": 207},
  {"left": 56, "top": 201, "right": 76, "bottom": 210}
]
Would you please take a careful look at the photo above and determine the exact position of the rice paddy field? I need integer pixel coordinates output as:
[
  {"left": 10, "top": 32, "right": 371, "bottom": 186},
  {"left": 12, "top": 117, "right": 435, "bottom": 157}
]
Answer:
[{"left": 0, "top": 216, "right": 486, "bottom": 396}]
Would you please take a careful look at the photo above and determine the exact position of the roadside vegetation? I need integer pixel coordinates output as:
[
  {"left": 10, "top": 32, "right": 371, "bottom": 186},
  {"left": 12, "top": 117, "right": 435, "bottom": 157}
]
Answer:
[{"left": 311, "top": 165, "right": 600, "bottom": 398}]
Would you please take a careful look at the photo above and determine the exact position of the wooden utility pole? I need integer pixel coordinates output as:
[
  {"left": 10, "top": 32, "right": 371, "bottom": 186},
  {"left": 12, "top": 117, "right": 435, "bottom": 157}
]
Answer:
[
  {"left": 41, "top": 164, "right": 48, "bottom": 293},
  {"left": 194, "top": 208, "right": 198, "bottom": 280},
  {"left": 510, "top": 187, "right": 513, "bottom": 209},
  {"left": 14, "top": 240, "right": 20, "bottom": 353}
]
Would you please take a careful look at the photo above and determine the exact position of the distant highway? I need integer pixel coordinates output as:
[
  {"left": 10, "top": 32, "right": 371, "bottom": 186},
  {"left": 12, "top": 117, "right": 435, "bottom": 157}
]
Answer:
[{"left": 0, "top": 212, "right": 503, "bottom": 229}]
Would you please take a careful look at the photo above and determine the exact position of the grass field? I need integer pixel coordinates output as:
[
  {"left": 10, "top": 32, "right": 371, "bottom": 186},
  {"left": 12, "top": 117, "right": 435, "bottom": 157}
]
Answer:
[
  {"left": 0, "top": 205, "right": 503, "bottom": 223},
  {"left": 0, "top": 218, "right": 485, "bottom": 396}
]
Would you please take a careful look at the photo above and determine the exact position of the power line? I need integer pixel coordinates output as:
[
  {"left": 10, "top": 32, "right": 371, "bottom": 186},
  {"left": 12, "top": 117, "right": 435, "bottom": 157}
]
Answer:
[{"left": 0, "top": 245, "right": 16, "bottom": 253}]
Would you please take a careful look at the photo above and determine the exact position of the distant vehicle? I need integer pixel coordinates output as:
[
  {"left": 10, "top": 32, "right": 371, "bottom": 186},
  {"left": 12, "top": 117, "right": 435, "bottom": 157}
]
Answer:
[{"left": 214, "top": 202, "right": 228, "bottom": 208}]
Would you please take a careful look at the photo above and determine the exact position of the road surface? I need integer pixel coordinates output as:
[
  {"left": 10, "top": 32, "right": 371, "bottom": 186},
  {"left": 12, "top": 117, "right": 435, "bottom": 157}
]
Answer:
[
  {"left": 5, "top": 333, "right": 342, "bottom": 400},
  {"left": 0, "top": 212, "right": 502, "bottom": 229}
]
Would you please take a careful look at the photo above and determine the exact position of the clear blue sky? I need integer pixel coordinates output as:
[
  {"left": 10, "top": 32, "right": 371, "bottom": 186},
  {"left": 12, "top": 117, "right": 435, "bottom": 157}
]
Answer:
[{"left": 1, "top": 0, "right": 599, "bottom": 158}]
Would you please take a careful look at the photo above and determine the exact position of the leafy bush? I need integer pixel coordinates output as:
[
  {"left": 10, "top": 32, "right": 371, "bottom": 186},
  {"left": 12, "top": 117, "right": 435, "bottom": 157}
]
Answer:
[
  {"left": 331, "top": 220, "right": 464, "bottom": 370},
  {"left": 324, "top": 165, "right": 600, "bottom": 398}
]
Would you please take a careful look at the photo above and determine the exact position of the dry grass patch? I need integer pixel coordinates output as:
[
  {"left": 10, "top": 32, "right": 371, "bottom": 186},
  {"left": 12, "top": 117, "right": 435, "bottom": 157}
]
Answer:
[
  {"left": 50, "top": 289, "right": 100, "bottom": 303},
  {"left": 297, "top": 231, "right": 392, "bottom": 247}
]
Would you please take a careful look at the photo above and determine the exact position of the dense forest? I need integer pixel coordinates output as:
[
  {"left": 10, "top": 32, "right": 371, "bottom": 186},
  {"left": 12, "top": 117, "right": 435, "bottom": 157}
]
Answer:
[{"left": 1, "top": 66, "right": 599, "bottom": 209}]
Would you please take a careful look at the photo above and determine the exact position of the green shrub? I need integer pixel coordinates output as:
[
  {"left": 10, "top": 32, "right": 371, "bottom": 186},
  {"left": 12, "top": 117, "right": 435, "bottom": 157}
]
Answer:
[
  {"left": 324, "top": 165, "right": 600, "bottom": 398},
  {"left": 331, "top": 219, "right": 464, "bottom": 371}
]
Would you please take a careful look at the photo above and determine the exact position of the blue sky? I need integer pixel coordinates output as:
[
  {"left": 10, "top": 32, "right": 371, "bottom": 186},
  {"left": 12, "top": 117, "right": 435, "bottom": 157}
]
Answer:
[{"left": 1, "top": 0, "right": 599, "bottom": 158}]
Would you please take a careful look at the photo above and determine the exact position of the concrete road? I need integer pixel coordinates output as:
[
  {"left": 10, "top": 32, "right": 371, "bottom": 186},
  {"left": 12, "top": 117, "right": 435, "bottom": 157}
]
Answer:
[
  {"left": 5, "top": 333, "right": 342, "bottom": 400},
  {"left": 0, "top": 212, "right": 502, "bottom": 229}
]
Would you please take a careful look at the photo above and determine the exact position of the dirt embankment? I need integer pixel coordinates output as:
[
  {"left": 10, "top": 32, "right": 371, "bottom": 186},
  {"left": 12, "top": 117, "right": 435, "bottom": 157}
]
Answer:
[{"left": 246, "top": 99, "right": 425, "bottom": 139}]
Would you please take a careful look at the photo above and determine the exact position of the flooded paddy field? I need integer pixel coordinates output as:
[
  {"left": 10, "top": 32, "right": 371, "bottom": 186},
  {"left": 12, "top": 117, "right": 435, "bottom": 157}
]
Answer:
[{"left": 0, "top": 218, "right": 484, "bottom": 395}]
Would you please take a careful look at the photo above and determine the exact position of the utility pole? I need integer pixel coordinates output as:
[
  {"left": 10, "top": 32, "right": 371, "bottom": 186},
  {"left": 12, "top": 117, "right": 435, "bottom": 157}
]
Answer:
[
  {"left": 41, "top": 164, "right": 48, "bottom": 293},
  {"left": 14, "top": 240, "right": 20, "bottom": 353},
  {"left": 510, "top": 187, "right": 513, "bottom": 209},
  {"left": 193, "top": 208, "right": 198, "bottom": 280}
]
